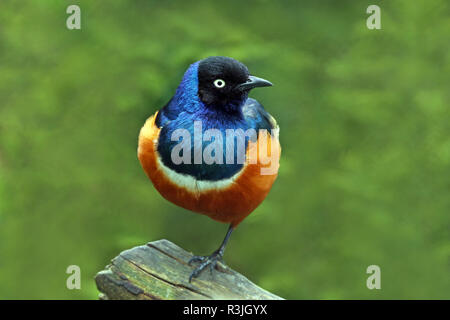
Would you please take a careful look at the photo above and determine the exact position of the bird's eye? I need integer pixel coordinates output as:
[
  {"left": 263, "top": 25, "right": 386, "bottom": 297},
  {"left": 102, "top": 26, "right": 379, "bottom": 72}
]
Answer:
[{"left": 213, "top": 79, "right": 226, "bottom": 88}]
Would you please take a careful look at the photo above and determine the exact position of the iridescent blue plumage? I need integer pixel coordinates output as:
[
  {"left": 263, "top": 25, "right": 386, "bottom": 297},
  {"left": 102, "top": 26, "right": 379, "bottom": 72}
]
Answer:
[{"left": 155, "top": 60, "right": 276, "bottom": 181}]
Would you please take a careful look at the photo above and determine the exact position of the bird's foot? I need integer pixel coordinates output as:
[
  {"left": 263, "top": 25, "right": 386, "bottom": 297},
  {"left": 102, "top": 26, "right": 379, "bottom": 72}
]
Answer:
[{"left": 188, "top": 250, "right": 224, "bottom": 282}]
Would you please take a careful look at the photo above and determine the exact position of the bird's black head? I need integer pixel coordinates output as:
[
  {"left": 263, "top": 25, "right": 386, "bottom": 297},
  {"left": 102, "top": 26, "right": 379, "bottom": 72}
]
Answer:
[{"left": 197, "top": 56, "right": 272, "bottom": 112}]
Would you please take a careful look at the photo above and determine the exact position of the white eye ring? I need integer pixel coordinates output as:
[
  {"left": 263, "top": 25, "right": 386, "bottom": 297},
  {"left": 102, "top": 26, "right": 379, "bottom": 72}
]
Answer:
[{"left": 213, "top": 79, "right": 226, "bottom": 88}]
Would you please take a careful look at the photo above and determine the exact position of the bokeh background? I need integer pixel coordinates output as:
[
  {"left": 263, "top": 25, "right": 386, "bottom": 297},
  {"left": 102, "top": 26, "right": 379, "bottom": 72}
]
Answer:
[{"left": 0, "top": 0, "right": 449, "bottom": 299}]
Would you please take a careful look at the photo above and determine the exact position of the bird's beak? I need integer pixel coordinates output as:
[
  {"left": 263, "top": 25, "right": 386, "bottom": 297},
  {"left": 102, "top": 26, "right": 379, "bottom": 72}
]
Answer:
[{"left": 236, "top": 75, "right": 273, "bottom": 91}]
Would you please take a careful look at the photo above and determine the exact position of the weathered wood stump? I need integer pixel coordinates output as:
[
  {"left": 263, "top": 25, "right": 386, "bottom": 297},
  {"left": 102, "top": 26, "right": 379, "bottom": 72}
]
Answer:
[{"left": 95, "top": 239, "right": 283, "bottom": 300}]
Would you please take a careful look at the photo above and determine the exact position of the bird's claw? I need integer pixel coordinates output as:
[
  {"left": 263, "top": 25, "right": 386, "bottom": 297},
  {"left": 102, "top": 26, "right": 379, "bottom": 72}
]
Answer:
[
  {"left": 188, "top": 255, "right": 206, "bottom": 265},
  {"left": 188, "top": 250, "right": 224, "bottom": 282}
]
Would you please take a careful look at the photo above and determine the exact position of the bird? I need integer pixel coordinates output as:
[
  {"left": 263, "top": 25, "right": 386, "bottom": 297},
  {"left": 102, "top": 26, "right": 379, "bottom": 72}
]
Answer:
[{"left": 138, "top": 56, "right": 280, "bottom": 282}]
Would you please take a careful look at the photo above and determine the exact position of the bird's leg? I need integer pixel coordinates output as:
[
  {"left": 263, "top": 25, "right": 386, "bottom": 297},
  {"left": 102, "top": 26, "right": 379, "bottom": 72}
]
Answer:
[{"left": 188, "top": 224, "right": 234, "bottom": 282}]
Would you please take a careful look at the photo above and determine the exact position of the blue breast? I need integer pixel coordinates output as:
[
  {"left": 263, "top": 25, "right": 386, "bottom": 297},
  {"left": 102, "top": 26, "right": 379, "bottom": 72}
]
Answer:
[{"left": 155, "top": 62, "right": 275, "bottom": 181}]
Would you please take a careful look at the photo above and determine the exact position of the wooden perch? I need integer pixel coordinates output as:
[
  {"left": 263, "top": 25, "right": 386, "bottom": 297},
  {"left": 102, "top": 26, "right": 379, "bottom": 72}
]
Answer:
[{"left": 95, "top": 239, "right": 283, "bottom": 300}]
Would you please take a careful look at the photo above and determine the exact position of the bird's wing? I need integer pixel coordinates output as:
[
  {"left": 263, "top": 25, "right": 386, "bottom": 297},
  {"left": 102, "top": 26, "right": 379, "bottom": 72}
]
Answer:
[
  {"left": 242, "top": 98, "right": 278, "bottom": 132},
  {"left": 155, "top": 98, "right": 176, "bottom": 128}
]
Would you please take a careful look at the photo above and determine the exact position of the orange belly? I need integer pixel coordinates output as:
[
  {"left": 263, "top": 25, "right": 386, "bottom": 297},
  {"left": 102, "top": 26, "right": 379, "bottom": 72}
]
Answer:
[{"left": 137, "top": 112, "right": 280, "bottom": 227}]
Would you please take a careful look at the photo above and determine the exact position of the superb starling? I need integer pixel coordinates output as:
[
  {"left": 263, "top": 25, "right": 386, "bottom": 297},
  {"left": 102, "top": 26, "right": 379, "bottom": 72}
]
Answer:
[{"left": 138, "top": 56, "right": 280, "bottom": 282}]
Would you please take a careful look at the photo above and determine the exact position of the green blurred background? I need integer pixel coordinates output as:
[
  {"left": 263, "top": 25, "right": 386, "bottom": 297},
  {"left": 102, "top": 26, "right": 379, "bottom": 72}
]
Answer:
[{"left": 0, "top": 0, "right": 449, "bottom": 299}]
